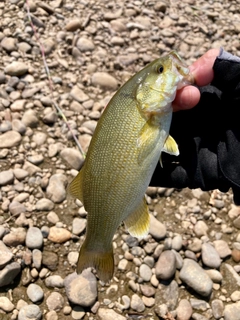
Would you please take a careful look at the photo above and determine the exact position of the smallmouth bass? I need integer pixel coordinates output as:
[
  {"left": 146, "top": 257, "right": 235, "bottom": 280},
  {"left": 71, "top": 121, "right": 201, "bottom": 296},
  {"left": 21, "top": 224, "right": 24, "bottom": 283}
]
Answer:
[{"left": 69, "top": 51, "right": 193, "bottom": 282}]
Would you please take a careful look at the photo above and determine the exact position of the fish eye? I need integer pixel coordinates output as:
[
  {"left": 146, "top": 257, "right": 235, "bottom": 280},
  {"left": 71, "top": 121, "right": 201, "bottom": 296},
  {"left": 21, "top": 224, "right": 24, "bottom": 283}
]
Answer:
[{"left": 157, "top": 65, "right": 164, "bottom": 74}]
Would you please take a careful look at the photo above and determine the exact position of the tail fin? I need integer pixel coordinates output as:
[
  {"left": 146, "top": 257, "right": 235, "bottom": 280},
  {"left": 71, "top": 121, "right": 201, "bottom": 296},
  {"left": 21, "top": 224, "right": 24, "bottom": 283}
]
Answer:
[{"left": 77, "top": 241, "right": 114, "bottom": 283}]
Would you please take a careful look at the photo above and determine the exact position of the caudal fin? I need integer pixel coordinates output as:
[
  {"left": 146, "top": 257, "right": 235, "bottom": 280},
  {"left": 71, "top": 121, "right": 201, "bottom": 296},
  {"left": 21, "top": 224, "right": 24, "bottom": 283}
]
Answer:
[{"left": 77, "top": 242, "right": 114, "bottom": 283}]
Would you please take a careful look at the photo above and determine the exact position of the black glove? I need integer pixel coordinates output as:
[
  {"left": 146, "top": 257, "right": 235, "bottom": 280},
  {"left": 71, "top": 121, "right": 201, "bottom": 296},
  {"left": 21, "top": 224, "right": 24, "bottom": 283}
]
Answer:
[{"left": 150, "top": 49, "right": 240, "bottom": 205}]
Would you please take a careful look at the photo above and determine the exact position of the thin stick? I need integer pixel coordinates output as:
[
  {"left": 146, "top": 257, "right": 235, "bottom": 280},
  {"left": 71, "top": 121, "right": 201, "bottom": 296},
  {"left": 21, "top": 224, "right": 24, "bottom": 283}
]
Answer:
[{"left": 25, "top": 0, "right": 85, "bottom": 157}]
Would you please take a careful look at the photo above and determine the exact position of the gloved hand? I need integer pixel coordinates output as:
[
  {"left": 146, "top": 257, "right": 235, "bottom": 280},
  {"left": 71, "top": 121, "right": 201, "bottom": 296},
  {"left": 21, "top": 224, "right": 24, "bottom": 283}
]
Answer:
[{"left": 150, "top": 48, "right": 240, "bottom": 205}]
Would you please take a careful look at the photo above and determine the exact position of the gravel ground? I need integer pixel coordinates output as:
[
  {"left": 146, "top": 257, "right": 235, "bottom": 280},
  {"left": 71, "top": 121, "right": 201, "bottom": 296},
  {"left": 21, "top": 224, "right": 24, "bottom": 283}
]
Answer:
[{"left": 1, "top": 0, "right": 240, "bottom": 319}]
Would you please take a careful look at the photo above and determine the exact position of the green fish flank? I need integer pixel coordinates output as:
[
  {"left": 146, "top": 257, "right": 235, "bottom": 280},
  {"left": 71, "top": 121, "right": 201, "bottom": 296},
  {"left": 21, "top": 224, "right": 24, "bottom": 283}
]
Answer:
[{"left": 68, "top": 51, "right": 193, "bottom": 282}]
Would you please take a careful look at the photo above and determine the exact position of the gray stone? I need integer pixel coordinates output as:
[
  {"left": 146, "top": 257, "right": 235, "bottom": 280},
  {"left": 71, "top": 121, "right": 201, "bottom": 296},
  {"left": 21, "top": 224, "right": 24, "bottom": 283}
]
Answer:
[
  {"left": 204, "top": 269, "right": 223, "bottom": 283},
  {"left": 32, "top": 249, "right": 42, "bottom": 270},
  {"left": 130, "top": 294, "right": 145, "bottom": 312},
  {"left": 194, "top": 221, "right": 208, "bottom": 237},
  {"left": 0, "top": 120, "right": 12, "bottom": 132},
  {"left": 23, "top": 161, "right": 42, "bottom": 175},
  {"left": 211, "top": 299, "right": 224, "bottom": 319},
  {"left": 177, "top": 299, "right": 192, "bottom": 320},
  {"left": 5, "top": 61, "right": 28, "bottom": 76},
  {"left": 9, "top": 201, "right": 26, "bottom": 216},
  {"left": 139, "top": 263, "right": 152, "bottom": 282},
  {"left": 60, "top": 148, "right": 84, "bottom": 170},
  {"left": 190, "top": 298, "right": 209, "bottom": 311},
  {"left": 27, "top": 283, "right": 44, "bottom": 302},
  {"left": 18, "top": 304, "right": 42, "bottom": 320},
  {"left": 70, "top": 86, "right": 89, "bottom": 103},
  {"left": 201, "top": 242, "right": 221, "bottom": 268},
  {"left": 172, "top": 234, "right": 182, "bottom": 251},
  {"left": 10, "top": 99, "right": 26, "bottom": 112},
  {"left": 36, "top": 198, "right": 54, "bottom": 211},
  {"left": 45, "top": 275, "right": 64, "bottom": 288},
  {"left": 65, "top": 19, "right": 82, "bottom": 31},
  {"left": 98, "top": 308, "right": 126, "bottom": 320},
  {"left": 46, "top": 292, "right": 64, "bottom": 311},
  {"left": 22, "top": 110, "right": 39, "bottom": 128},
  {"left": 64, "top": 270, "right": 97, "bottom": 307},
  {"left": 3, "top": 227, "right": 26, "bottom": 246},
  {"left": 91, "top": 72, "right": 118, "bottom": 91},
  {"left": 42, "top": 251, "right": 58, "bottom": 271},
  {"left": 47, "top": 211, "right": 59, "bottom": 224},
  {"left": 0, "top": 170, "right": 14, "bottom": 186},
  {"left": 213, "top": 240, "right": 232, "bottom": 258},
  {"left": 149, "top": 215, "right": 166, "bottom": 240},
  {"left": 13, "top": 168, "right": 29, "bottom": 180},
  {"left": 0, "top": 241, "right": 13, "bottom": 268},
  {"left": 76, "top": 37, "right": 95, "bottom": 52},
  {"left": 224, "top": 301, "right": 240, "bottom": 320},
  {"left": 72, "top": 218, "right": 87, "bottom": 235},
  {"left": 27, "top": 154, "right": 44, "bottom": 165},
  {"left": 0, "top": 262, "right": 21, "bottom": 287},
  {"left": 32, "top": 132, "right": 47, "bottom": 145},
  {"left": 1, "top": 37, "right": 16, "bottom": 52},
  {"left": 0, "top": 296, "right": 14, "bottom": 312},
  {"left": 179, "top": 259, "right": 213, "bottom": 297},
  {"left": 0, "top": 131, "right": 21, "bottom": 148},
  {"left": 46, "top": 174, "right": 67, "bottom": 203},
  {"left": 155, "top": 250, "right": 176, "bottom": 280},
  {"left": 26, "top": 227, "right": 43, "bottom": 249}
]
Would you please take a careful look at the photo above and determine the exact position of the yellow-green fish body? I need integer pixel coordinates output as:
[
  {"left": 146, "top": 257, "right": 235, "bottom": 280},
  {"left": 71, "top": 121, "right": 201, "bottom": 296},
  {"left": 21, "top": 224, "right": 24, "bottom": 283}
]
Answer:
[{"left": 69, "top": 51, "right": 193, "bottom": 282}]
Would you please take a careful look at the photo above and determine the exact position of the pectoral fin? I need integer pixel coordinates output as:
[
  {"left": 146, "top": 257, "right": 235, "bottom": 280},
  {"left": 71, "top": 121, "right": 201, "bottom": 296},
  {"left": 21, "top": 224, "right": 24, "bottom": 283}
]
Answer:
[
  {"left": 160, "top": 135, "right": 179, "bottom": 167},
  {"left": 137, "top": 120, "right": 160, "bottom": 165},
  {"left": 124, "top": 197, "right": 150, "bottom": 238},
  {"left": 67, "top": 167, "right": 84, "bottom": 203}
]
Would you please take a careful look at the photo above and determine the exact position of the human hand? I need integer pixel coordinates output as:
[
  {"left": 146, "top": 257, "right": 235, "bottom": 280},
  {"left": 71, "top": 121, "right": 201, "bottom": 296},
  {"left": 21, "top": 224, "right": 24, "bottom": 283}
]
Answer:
[
  {"left": 173, "top": 49, "right": 220, "bottom": 111},
  {"left": 151, "top": 48, "right": 240, "bottom": 204}
]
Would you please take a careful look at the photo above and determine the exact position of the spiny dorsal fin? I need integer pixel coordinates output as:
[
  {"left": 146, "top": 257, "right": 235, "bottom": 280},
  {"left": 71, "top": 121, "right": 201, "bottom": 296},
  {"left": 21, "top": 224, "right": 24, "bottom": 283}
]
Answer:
[
  {"left": 124, "top": 197, "right": 150, "bottom": 238},
  {"left": 67, "top": 168, "right": 84, "bottom": 203}
]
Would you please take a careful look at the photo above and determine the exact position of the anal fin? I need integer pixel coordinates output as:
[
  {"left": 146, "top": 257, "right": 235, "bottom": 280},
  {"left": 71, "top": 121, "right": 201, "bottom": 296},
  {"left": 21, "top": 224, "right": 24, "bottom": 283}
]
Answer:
[
  {"left": 67, "top": 167, "right": 84, "bottom": 203},
  {"left": 124, "top": 197, "right": 150, "bottom": 239}
]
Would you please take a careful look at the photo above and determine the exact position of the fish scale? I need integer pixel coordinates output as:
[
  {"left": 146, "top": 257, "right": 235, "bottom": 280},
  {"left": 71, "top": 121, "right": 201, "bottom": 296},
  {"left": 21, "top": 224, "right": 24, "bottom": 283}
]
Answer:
[{"left": 68, "top": 51, "right": 193, "bottom": 282}]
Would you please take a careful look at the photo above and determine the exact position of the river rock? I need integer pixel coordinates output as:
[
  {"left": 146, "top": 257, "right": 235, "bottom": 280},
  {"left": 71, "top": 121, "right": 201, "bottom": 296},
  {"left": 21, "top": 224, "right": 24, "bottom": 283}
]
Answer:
[
  {"left": 0, "top": 170, "right": 14, "bottom": 186},
  {"left": 46, "top": 292, "right": 64, "bottom": 311},
  {"left": 201, "top": 243, "right": 221, "bottom": 269},
  {"left": 27, "top": 283, "right": 44, "bottom": 302},
  {"left": 155, "top": 250, "right": 176, "bottom": 280},
  {"left": 64, "top": 270, "right": 97, "bottom": 307},
  {"left": 0, "top": 296, "right": 14, "bottom": 312},
  {"left": 179, "top": 259, "right": 213, "bottom": 297},
  {"left": 0, "top": 262, "right": 21, "bottom": 287},
  {"left": 0, "top": 131, "right": 21, "bottom": 148},
  {"left": 149, "top": 215, "right": 166, "bottom": 240},
  {"left": 91, "top": 72, "right": 118, "bottom": 90},
  {"left": 46, "top": 174, "right": 67, "bottom": 203},
  {"left": 25, "top": 227, "right": 43, "bottom": 249},
  {"left": 18, "top": 305, "right": 42, "bottom": 320},
  {"left": 5, "top": 61, "right": 28, "bottom": 76},
  {"left": 60, "top": 148, "right": 84, "bottom": 170},
  {"left": 0, "top": 241, "right": 13, "bottom": 268}
]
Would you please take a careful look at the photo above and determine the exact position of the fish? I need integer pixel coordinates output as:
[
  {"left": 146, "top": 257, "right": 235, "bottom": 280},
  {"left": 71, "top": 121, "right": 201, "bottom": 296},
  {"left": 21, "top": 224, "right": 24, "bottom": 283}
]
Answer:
[{"left": 68, "top": 51, "right": 193, "bottom": 282}]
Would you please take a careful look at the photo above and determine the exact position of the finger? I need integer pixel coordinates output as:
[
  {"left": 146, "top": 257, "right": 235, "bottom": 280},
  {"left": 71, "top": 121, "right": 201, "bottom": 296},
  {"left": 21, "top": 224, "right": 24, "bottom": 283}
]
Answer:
[
  {"left": 190, "top": 48, "right": 220, "bottom": 86},
  {"left": 173, "top": 85, "right": 200, "bottom": 112}
]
